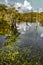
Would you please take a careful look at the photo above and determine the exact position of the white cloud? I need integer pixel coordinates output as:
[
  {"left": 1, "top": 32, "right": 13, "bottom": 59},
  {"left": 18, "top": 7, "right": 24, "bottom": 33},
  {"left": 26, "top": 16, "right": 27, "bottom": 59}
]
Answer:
[
  {"left": 5, "top": 0, "right": 8, "bottom": 4},
  {"left": 23, "top": 0, "right": 32, "bottom": 10},
  {"left": 14, "top": 0, "right": 32, "bottom": 13},
  {"left": 33, "top": 10, "right": 37, "bottom": 12},
  {"left": 14, "top": 2, "right": 22, "bottom": 10},
  {"left": 24, "top": 0, "right": 30, "bottom": 7},
  {"left": 33, "top": 8, "right": 43, "bottom": 12},
  {"left": 16, "top": 3, "right": 22, "bottom": 7},
  {"left": 4, "top": 0, "right": 32, "bottom": 13},
  {"left": 39, "top": 8, "right": 43, "bottom": 12}
]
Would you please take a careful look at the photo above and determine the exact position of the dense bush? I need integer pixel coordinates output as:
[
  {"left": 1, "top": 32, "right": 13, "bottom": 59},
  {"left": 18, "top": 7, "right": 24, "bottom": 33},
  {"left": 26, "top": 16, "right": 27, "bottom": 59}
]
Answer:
[
  {"left": 0, "top": 39, "right": 42, "bottom": 65},
  {"left": 0, "top": 4, "right": 43, "bottom": 65}
]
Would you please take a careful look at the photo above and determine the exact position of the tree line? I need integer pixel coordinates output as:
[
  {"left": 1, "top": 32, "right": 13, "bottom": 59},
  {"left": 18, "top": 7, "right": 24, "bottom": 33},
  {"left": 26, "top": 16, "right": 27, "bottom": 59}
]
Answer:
[{"left": 0, "top": 4, "right": 43, "bottom": 35}]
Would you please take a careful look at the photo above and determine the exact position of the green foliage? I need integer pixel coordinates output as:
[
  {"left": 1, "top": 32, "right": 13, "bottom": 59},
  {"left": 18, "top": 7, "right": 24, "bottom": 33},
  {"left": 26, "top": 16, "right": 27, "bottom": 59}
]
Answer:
[
  {"left": 0, "top": 4, "right": 43, "bottom": 65},
  {"left": 0, "top": 34, "right": 42, "bottom": 65},
  {"left": 4, "top": 35, "right": 19, "bottom": 47},
  {"left": 0, "top": 44, "right": 42, "bottom": 65},
  {"left": 0, "top": 4, "right": 43, "bottom": 35}
]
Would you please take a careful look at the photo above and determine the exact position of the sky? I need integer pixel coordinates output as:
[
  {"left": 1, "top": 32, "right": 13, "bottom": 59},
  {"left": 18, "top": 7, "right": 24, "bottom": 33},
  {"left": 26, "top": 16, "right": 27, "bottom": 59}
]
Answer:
[{"left": 0, "top": 0, "right": 43, "bottom": 10}]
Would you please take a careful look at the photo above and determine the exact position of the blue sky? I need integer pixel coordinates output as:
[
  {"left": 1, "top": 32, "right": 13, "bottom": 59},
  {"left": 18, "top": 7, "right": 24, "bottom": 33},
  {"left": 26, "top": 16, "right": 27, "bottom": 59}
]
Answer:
[{"left": 0, "top": 0, "right": 43, "bottom": 9}]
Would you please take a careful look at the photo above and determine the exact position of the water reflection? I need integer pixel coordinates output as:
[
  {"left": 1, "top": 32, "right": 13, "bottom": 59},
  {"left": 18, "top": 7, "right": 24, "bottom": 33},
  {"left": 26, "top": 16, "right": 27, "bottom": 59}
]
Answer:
[
  {"left": 0, "top": 23, "right": 43, "bottom": 47},
  {"left": 16, "top": 23, "right": 43, "bottom": 47},
  {"left": 0, "top": 36, "right": 7, "bottom": 47}
]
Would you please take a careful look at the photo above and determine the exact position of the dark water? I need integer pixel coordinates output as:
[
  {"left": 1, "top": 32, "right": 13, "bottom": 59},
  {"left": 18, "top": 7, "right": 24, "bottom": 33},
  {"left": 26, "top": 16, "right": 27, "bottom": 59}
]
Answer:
[
  {"left": 0, "top": 36, "right": 7, "bottom": 47},
  {"left": 0, "top": 23, "right": 43, "bottom": 64},
  {"left": 16, "top": 23, "right": 43, "bottom": 48},
  {"left": 15, "top": 23, "right": 43, "bottom": 64},
  {"left": 0, "top": 23, "right": 43, "bottom": 47}
]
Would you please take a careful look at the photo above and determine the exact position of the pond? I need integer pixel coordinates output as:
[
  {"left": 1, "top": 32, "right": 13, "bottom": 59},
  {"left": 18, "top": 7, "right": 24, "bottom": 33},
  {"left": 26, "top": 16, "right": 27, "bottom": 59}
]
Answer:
[
  {"left": 0, "top": 23, "right": 43, "bottom": 64},
  {"left": 16, "top": 23, "right": 43, "bottom": 50},
  {"left": 0, "top": 23, "right": 43, "bottom": 47}
]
